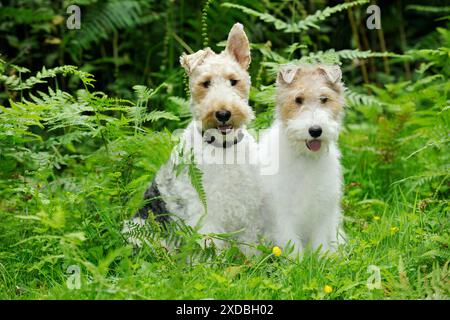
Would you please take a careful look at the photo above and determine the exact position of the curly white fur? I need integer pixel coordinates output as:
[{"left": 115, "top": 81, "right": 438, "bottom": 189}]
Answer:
[
  {"left": 124, "top": 23, "right": 264, "bottom": 253},
  {"left": 157, "top": 122, "right": 263, "bottom": 247},
  {"left": 259, "top": 64, "right": 347, "bottom": 255}
]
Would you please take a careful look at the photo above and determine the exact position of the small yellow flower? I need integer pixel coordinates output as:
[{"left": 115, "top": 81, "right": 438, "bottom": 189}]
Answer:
[
  {"left": 52, "top": 15, "right": 64, "bottom": 25},
  {"left": 272, "top": 246, "right": 282, "bottom": 257},
  {"left": 45, "top": 37, "right": 62, "bottom": 45},
  {"left": 324, "top": 285, "right": 333, "bottom": 294},
  {"left": 390, "top": 226, "right": 399, "bottom": 233},
  {"left": 373, "top": 215, "right": 381, "bottom": 221}
]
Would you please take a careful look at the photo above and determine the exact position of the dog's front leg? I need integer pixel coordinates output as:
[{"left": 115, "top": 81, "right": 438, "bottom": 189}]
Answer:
[
  {"left": 272, "top": 220, "right": 303, "bottom": 258},
  {"left": 309, "top": 212, "right": 344, "bottom": 253}
]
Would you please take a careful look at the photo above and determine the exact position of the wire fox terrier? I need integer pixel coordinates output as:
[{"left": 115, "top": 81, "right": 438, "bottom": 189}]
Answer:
[
  {"left": 260, "top": 63, "right": 347, "bottom": 255},
  {"left": 124, "top": 23, "right": 263, "bottom": 252}
]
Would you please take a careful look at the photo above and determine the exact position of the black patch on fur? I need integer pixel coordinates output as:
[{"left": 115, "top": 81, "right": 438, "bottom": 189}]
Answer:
[
  {"left": 205, "top": 134, "right": 215, "bottom": 144},
  {"left": 203, "top": 129, "right": 244, "bottom": 148},
  {"left": 134, "top": 180, "right": 170, "bottom": 223}
]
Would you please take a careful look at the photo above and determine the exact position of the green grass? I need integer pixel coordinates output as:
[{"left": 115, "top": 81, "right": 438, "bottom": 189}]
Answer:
[{"left": 0, "top": 171, "right": 448, "bottom": 300}]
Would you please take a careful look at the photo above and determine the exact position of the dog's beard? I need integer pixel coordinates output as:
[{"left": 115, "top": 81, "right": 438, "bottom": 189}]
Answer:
[{"left": 203, "top": 128, "right": 245, "bottom": 148}]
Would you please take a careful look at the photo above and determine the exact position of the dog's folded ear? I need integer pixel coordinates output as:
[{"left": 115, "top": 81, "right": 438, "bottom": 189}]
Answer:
[
  {"left": 317, "top": 64, "right": 342, "bottom": 83},
  {"left": 225, "top": 23, "right": 251, "bottom": 70},
  {"left": 277, "top": 64, "right": 300, "bottom": 85},
  {"left": 180, "top": 48, "right": 214, "bottom": 74}
]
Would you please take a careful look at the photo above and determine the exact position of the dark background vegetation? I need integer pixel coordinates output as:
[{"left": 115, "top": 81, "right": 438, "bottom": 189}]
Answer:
[{"left": 0, "top": 0, "right": 448, "bottom": 102}]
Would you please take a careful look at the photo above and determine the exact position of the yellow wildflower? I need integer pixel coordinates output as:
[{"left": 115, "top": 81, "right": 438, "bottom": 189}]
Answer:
[
  {"left": 390, "top": 226, "right": 399, "bottom": 233},
  {"left": 324, "top": 285, "right": 333, "bottom": 294},
  {"left": 272, "top": 246, "right": 282, "bottom": 257}
]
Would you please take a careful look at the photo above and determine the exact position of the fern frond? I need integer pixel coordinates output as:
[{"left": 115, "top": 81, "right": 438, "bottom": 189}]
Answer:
[
  {"left": 221, "top": 3, "right": 288, "bottom": 30},
  {"left": 345, "top": 89, "right": 394, "bottom": 108},
  {"left": 168, "top": 96, "right": 190, "bottom": 116},
  {"left": 297, "top": 49, "right": 405, "bottom": 65},
  {"left": 129, "top": 84, "right": 179, "bottom": 130},
  {"left": 392, "top": 170, "right": 449, "bottom": 190},
  {"left": 284, "top": 0, "right": 369, "bottom": 33},
  {"left": 142, "top": 111, "right": 179, "bottom": 123},
  {"left": 262, "top": 49, "right": 405, "bottom": 76},
  {"left": 406, "top": 48, "right": 450, "bottom": 60},
  {"left": 406, "top": 5, "right": 450, "bottom": 14},
  {"left": 328, "top": 49, "right": 405, "bottom": 61},
  {"left": 407, "top": 74, "right": 445, "bottom": 91},
  {"left": 223, "top": 0, "right": 369, "bottom": 33},
  {"left": 133, "top": 83, "right": 166, "bottom": 106},
  {"left": 188, "top": 160, "right": 207, "bottom": 214},
  {"left": 133, "top": 85, "right": 155, "bottom": 103},
  {"left": 68, "top": 0, "right": 146, "bottom": 49},
  {"left": 0, "top": 65, "right": 95, "bottom": 91}
]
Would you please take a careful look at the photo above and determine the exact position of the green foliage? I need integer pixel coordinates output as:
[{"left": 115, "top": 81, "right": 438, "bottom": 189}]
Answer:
[
  {"left": 222, "top": 0, "right": 369, "bottom": 32},
  {"left": 201, "top": 0, "right": 215, "bottom": 47},
  {"left": 0, "top": 0, "right": 449, "bottom": 300},
  {"left": 1, "top": 65, "right": 94, "bottom": 91},
  {"left": 67, "top": 1, "right": 147, "bottom": 50},
  {"left": 187, "top": 159, "right": 208, "bottom": 214},
  {"left": 407, "top": 5, "right": 450, "bottom": 14}
]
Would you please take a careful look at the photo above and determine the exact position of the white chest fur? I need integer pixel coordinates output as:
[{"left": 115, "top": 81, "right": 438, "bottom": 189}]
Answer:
[
  {"left": 155, "top": 122, "right": 264, "bottom": 244},
  {"left": 260, "top": 122, "right": 345, "bottom": 252}
]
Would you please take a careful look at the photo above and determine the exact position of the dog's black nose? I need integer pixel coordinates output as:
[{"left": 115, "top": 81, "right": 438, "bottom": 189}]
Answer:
[
  {"left": 215, "top": 110, "right": 231, "bottom": 123},
  {"left": 308, "top": 125, "right": 322, "bottom": 138}
]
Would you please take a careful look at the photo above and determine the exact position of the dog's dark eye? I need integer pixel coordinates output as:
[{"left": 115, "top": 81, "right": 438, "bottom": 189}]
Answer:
[
  {"left": 295, "top": 97, "right": 304, "bottom": 105},
  {"left": 202, "top": 80, "right": 211, "bottom": 88},
  {"left": 230, "top": 79, "right": 238, "bottom": 86},
  {"left": 320, "top": 96, "right": 328, "bottom": 104}
]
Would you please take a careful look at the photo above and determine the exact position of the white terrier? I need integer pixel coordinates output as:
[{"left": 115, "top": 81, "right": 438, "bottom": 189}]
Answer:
[
  {"left": 260, "top": 63, "right": 347, "bottom": 255},
  {"left": 124, "top": 23, "right": 263, "bottom": 252}
]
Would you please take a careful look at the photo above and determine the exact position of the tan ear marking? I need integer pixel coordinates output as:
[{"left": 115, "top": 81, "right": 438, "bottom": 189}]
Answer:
[
  {"left": 180, "top": 48, "right": 214, "bottom": 74},
  {"left": 277, "top": 64, "right": 300, "bottom": 85},
  {"left": 317, "top": 64, "right": 342, "bottom": 83},
  {"left": 225, "top": 23, "right": 251, "bottom": 70}
]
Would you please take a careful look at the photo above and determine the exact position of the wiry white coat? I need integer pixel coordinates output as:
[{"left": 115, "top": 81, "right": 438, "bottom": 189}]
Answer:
[
  {"left": 155, "top": 121, "right": 264, "bottom": 248},
  {"left": 124, "top": 23, "right": 265, "bottom": 252},
  {"left": 259, "top": 63, "right": 347, "bottom": 255},
  {"left": 260, "top": 121, "right": 345, "bottom": 255}
]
